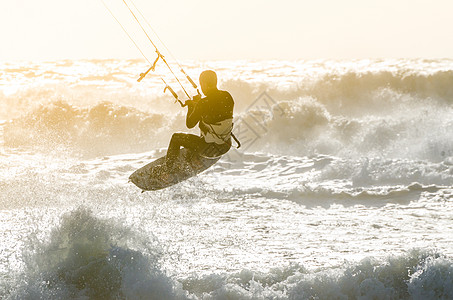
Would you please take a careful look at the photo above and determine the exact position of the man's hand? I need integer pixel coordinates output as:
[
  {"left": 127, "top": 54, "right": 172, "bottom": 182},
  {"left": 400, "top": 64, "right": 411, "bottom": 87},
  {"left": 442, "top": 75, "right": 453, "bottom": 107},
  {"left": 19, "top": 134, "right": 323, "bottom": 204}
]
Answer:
[
  {"left": 185, "top": 94, "right": 201, "bottom": 107},
  {"left": 185, "top": 100, "right": 195, "bottom": 107}
]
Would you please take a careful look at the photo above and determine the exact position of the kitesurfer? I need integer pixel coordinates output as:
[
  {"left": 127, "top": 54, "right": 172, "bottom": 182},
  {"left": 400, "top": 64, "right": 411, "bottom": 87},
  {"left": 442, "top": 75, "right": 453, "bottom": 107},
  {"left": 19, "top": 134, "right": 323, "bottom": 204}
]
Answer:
[{"left": 165, "top": 70, "right": 234, "bottom": 170}]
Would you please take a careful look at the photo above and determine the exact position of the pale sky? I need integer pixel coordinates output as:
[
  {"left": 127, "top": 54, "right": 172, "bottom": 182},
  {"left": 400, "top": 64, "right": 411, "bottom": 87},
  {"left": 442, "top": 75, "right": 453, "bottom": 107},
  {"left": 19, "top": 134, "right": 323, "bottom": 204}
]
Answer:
[{"left": 1, "top": 0, "right": 453, "bottom": 61}]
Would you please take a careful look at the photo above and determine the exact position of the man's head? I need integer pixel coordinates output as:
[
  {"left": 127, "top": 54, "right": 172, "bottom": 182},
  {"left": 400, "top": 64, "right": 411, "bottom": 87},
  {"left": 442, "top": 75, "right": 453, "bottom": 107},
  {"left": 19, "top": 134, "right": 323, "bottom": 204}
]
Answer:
[{"left": 199, "top": 70, "right": 218, "bottom": 95}]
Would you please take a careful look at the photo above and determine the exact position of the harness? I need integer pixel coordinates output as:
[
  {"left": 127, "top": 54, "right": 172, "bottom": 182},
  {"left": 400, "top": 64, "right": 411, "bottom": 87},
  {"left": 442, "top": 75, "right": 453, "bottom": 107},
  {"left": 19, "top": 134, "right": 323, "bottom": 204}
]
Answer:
[{"left": 200, "top": 118, "right": 241, "bottom": 148}]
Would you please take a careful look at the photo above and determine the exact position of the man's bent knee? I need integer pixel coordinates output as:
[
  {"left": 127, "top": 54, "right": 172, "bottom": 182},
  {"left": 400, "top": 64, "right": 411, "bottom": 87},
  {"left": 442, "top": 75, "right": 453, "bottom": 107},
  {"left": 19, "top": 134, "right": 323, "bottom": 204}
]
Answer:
[{"left": 171, "top": 132, "right": 186, "bottom": 141}]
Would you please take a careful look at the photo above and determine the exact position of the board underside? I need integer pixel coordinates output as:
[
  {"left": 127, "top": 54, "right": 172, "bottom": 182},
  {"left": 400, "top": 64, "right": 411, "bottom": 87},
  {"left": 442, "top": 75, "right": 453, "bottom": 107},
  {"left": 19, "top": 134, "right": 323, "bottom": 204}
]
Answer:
[{"left": 129, "top": 148, "right": 220, "bottom": 191}]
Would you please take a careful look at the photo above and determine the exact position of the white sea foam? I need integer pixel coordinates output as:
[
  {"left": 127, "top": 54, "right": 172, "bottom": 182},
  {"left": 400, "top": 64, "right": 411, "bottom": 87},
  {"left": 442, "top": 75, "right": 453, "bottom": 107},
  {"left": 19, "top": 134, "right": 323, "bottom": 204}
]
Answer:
[
  {"left": 2, "top": 59, "right": 453, "bottom": 161},
  {"left": 1, "top": 59, "right": 452, "bottom": 299},
  {"left": 2, "top": 208, "right": 452, "bottom": 299}
]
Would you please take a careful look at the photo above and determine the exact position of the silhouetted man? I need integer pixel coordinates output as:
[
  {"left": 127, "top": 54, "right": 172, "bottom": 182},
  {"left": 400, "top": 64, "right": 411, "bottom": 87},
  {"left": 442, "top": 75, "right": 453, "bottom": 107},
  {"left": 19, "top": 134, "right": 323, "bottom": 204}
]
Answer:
[{"left": 165, "top": 70, "right": 234, "bottom": 169}]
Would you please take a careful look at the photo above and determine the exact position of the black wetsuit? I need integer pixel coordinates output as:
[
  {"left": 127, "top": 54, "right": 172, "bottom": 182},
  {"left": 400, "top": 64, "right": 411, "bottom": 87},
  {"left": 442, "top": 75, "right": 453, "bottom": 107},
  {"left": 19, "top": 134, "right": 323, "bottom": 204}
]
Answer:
[{"left": 166, "top": 89, "right": 234, "bottom": 168}]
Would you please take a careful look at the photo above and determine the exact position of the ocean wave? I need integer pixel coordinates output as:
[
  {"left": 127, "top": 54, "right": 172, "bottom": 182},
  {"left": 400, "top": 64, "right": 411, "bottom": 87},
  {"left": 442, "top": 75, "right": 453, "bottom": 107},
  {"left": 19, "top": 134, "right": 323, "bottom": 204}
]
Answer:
[
  {"left": 3, "top": 208, "right": 189, "bottom": 300},
  {"left": 2, "top": 59, "right": 453, "bottom": 161},
  {"left": 236, "top": 95, "right": 453, "bottom": 161},
  {"left": 3, "top": 100, "right": 184, "bottom": 157},
  {"left": 222, "top": 62, "right": 453, "bottom": 111},
  {"left": 307, "top": 70, "right": 453, "bottom": 110},
  {"left": 182, "top": 250, "right": 453, "bottom": 300},
  {"left": 208, "top": 153, "right": 453, "bottom": 205},
  {"left": 2, "top": 208, "right": 452, "bottom": 299},
  {"left": 3, "top": 59, "right": 453, "bottom": 115}
]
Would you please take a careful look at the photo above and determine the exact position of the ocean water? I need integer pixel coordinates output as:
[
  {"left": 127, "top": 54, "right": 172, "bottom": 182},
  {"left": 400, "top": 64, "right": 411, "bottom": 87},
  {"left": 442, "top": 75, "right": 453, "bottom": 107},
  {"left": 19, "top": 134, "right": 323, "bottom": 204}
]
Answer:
[{"left": 0, "top": 58, "right": 452, "bottom": 299}]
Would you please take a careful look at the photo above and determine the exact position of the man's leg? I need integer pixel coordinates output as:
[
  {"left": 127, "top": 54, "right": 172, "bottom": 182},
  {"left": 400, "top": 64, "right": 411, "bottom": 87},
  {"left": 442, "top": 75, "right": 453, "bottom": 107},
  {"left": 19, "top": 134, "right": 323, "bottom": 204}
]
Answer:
[{"left": 166, "top": 133, "right": 203, "bottom": 169}]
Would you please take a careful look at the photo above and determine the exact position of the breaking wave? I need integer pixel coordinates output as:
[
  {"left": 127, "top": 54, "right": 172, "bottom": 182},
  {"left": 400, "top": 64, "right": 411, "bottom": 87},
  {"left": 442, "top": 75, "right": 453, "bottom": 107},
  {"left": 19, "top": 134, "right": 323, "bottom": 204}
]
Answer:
[
  {"left": 3, "top": 208, "right": 188, "bottom": 300},
  {"left": 182, "top": 251, "right": 453, "bottom": 299},
  {"left": 2, "top": 208, "right": 452, "bottom": 299},
  {"left": 3, "top": 101, "right": 184, "bottom": 157},
  {"left": 233, "top": 88, "right": 453, "bottom": 161},
  {"left": 2, "top": 59, "right": 453, "bottom": 161},
  {"left": 3, "top": 96, "right": 453, "bottom": 161}
]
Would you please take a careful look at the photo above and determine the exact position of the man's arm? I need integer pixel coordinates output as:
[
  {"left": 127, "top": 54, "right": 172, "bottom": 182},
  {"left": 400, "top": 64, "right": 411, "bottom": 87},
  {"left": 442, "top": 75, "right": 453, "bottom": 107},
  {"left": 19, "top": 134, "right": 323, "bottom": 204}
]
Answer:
[{"left": 186, "top": 100, "right": 201, "bottom": 129}]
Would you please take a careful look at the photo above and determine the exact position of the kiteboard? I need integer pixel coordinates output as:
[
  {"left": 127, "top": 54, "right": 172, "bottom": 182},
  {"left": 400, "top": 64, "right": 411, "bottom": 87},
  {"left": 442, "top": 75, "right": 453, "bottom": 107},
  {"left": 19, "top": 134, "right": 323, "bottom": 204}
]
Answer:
[{"left": 129, "top": 148, "right": 220, "bottom": 191}]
